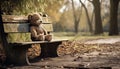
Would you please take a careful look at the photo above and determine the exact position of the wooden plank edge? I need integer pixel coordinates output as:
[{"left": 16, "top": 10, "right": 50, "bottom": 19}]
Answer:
[{"left": 9, "top": 39, "right": 68, "bottom": 45}]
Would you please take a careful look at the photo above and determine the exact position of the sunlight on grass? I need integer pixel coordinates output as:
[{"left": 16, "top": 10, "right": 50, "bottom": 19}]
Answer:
[{"left": 53, "top": 32, "right": 120, "bottom": 41}]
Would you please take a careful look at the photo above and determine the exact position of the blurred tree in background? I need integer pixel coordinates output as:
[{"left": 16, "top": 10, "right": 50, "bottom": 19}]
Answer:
[
  {"left": 109, "top": 0, "right": 120, "bottom": 35},
  {"left": 79, "top": 0, "right": 93, "bottom": 33},
  {"left": 71, "top": 0, "right": 82, "bottom": 34},
  {"left": 88, "top": 0, "right": 103, "bottom": 35}
]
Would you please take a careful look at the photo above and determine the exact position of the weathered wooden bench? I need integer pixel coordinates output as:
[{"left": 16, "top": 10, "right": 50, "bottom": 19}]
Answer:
[{"left": 0, "top": 15, "right": 68, "bottom": 65}]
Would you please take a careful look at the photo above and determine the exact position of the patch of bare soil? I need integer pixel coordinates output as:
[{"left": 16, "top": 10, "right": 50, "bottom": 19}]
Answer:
[{"left": 85, "top": 38, "right": 120, "bottom": 44}]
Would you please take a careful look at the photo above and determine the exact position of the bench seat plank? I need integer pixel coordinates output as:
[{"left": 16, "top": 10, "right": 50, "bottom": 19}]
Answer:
[{"left": 10, "top": 39, "right": 68, "bottom": 45}]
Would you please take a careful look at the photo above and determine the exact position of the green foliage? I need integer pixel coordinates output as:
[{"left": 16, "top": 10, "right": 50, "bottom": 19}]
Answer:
[{"left": 0, "top": 0, "right": 64, "bottom": 15}]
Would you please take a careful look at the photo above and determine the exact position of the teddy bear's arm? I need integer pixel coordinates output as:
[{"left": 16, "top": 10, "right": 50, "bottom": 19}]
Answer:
[
  {"left": 30, "top": 27, "right": 39, "bottom": 38},
  {"left": 41, "top": 25, "right": 48, "bottom": 35}
]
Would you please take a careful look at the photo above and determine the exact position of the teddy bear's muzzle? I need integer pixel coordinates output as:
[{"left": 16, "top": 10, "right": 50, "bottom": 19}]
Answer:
[{"left": 36, "top": 19, "right": 42, "bottom": 24}]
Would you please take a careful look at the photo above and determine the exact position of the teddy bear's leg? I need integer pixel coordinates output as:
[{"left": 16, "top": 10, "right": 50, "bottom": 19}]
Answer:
[
  {"left": 45, "top": 34, "right": 52, "bottom": 41},
  {"left": 38, "top": 35, "right": 45, "bottom": 41}
]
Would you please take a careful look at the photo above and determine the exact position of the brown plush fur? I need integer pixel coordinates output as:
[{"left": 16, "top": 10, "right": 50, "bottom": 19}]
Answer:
[{"left": 28, "top": 13, "right": 52, "bottom": 41}]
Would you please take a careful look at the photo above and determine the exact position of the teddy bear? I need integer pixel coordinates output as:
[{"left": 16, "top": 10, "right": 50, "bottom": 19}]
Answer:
[{"left": 28, "top": 13, "right": 52, "bottom": 41}]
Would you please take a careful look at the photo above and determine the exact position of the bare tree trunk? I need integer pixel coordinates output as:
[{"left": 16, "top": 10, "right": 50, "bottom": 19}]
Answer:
[
  {"left": 91, "top": 10, "right": 94, "bottom": 26},
  {"left": 71, "top": 0, "right": 82, "bottom": 34},
  {"left": 71, "top": 0, "right": 78, "bottom": 33},
  {"left": 91, "top": 0, "right": 103, "bottom": 35},
  {"left": 71, "top": 0, "right": 77, "bottom": 33},
  {"left": 79, "top": 0, "right": 93, "bottom": 33},
  {"left": 109, "top": 0, "right": 119, "bottom": 35}
]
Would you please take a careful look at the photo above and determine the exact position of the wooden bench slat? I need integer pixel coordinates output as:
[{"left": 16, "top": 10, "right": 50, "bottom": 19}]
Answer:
[
  {"left": 4, "top": 23, "right": 30, "bottom": 33},
  {"left": 2, "top": 15, "right": 27, "bottom": 22},
  {"left": 2, "top": 15, "right": 52, "bottom": 23},
  {"left": 3, "top": 23, "right": 53, "bottom": 33},
  {"left": 10, "top": 39, "right": 68, "bottom": 45}
]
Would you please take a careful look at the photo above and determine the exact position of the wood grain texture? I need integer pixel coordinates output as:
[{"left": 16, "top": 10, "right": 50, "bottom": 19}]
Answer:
[
  {"left": 42, "top": 23, "right": 53, "bottom": 32},
  {"left": 4, "top": 23, "right": 53, "bottom": 33},
  {"left": 3, "top": 23, "right": 30, "bottom": 33},
  {"left": 2, "top": 15, "right": 28, "bottom": 22}
]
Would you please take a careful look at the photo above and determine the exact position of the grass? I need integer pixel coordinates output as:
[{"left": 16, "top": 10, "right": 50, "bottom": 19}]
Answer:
[{"left": 53, "top": 32, "right": 120, "bottom": 41}]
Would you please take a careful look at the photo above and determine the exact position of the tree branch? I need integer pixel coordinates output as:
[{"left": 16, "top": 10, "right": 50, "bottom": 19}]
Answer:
[
  {"left": 71, "top": 0, "right": 77, "bottom": 21},
  {"left": 88, "top": 0, "right": 93, "bottom": 3},
  {"left": 79, "top": 0, "right": 93, "bottom": 33}
]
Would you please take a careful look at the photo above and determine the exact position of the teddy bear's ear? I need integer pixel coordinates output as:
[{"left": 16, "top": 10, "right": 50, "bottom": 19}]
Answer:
[
  {"left": 43, "top": 14, "right": 48, "bottom": 17},
  {"left": 28, "top": 14, "right": 32, "bottom": 21},
  {"left": 39, "top": 12, "right": 43, "bottom": 16}
]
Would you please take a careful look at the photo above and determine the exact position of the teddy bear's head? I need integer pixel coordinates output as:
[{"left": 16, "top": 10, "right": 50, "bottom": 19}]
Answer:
[{"left": 28, "top": 13, "right": 43, "bottom": 26}]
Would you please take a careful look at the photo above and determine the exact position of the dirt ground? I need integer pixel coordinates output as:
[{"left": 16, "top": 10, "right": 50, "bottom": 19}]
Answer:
[{"left": 0, "top": 37, "right": 120, "bottom": 69}]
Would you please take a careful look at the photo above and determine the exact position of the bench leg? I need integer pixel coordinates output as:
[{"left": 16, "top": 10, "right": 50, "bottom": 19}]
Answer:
[
  {"left": 6, "top": 45, "right": 31, "bottom": 65},
  {"left": 40, "top": 42, "right": 62, "bottom": 58}
]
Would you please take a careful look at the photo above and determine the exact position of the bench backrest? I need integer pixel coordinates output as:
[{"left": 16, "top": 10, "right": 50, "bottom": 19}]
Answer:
[{"left": 2, "top": 15, "right": 53, "bottom": 43}]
